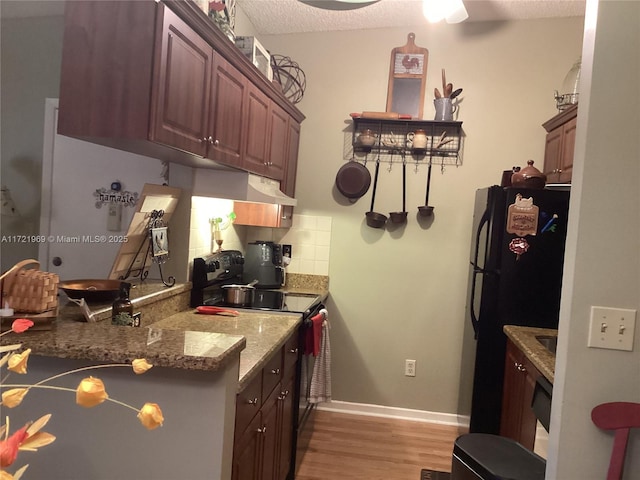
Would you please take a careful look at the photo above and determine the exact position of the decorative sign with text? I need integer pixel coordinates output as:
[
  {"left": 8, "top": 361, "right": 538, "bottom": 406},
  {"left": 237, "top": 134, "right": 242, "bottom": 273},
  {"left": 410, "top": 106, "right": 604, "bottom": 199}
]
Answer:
[
  {"left": 93, "top": 181, "right": 139, "bottom": 209},
  {"left": 506, "top": 194, "right": 539, "bottom": 237}
]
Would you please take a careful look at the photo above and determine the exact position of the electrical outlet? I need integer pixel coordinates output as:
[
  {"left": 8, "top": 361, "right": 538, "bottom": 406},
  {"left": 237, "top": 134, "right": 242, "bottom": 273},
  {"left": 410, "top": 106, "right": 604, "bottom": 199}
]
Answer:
[
  {"left": 405, "top": 359, "right": 416, "bottom": 377},
  {"left": 588, "top": 306, "right": 636, "bottom": 351},
  {"left": 282, "top": 244, "right": 292, "bottom": 258}
]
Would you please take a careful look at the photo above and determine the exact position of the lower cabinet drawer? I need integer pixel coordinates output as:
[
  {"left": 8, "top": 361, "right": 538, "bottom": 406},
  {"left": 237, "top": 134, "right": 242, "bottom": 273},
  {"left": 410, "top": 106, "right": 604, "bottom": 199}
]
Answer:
[
  {"left": 262, "top": 348, "right": 283, "bottom": 399},
  {"left": 283, "top": 332, "right": 300, "bottom": 380},
  {"left": 236, "top": 372, "right": 262, "bottom": 436}
]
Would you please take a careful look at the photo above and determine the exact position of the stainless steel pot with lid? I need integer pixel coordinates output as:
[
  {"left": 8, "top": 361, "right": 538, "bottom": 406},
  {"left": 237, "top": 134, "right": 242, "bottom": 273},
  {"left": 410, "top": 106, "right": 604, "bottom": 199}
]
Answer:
[{"left": 221, "top": 280, "right": 258, "bottom": 306}]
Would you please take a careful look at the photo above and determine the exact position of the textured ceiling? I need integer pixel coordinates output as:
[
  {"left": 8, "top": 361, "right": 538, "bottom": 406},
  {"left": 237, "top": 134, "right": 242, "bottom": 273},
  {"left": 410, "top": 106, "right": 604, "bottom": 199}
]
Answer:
[
  {"left": 239, "top": 0, "right": 586, "bottom": 35},
  {"left": 0, "top": 0, "right": 586, "bottom": 35}
]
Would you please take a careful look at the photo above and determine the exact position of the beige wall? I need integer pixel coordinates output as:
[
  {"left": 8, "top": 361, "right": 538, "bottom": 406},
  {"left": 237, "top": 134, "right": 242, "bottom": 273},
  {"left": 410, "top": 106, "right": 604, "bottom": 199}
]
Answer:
[
  {"left": 0, "top": 13, "right": 64, "bottom": 272},
  {"left": 6, "top": 3, "right": 639, "bottom": 477},
  {"left": 549, "top": 0, "right": 640, "bottom": 478},
  {"left": 255, "top": 17, "right": 584, "bottom": 417}
]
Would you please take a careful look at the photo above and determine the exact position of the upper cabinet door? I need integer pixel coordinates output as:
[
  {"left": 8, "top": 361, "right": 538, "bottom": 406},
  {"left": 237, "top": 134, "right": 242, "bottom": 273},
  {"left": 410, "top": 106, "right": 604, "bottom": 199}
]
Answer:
[
  {"left": 243, "top": 84, "right": 271, "bottom": 174},
  {"left": 208, "top": 52, "right": 247, "bottom": 166},
  {"left": 150, "top": 6, "right": 212, "bottom": 156},
  {"left": 266, "top": 104, "right": 289, "bottom": 181},
  {"left": 282, "top": 120, "right": 301, "bottom": 197}
]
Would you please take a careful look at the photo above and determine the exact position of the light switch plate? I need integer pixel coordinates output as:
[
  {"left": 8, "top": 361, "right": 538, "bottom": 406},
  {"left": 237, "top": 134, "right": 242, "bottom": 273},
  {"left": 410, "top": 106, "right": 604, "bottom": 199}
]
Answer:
[{"left": 588, "top": 306, "right": 636, "bottom": 351}]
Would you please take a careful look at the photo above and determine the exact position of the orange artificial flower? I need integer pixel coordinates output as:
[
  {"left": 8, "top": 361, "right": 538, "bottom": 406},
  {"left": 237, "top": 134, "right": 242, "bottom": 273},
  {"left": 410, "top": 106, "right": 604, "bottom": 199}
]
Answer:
[
  {"left": 0, "top": 415, "right": 55, "bottom": 469},
  {"left": 1, "top": 389, "right": 28, "bottom": 408},
  {"left": 10, "top": 319, "right": 33, "bottom": 334},
  {"left": 0, "top": 464, "right": 28, "bottom": 480},
  {"left": 7, "top": 349, "right": 31, "bottom": 374},
  {"left": 132, "top": 358, "right": 153, "bottom": 374},
  {"left": 0, "top": 424, "right": 28, "bottom": 467},
  {"left": 137, "top": 403, "right": 164, "bottom": 430},
  {"left": 75, "top": 377, "right": 109, "bottom": 408}
]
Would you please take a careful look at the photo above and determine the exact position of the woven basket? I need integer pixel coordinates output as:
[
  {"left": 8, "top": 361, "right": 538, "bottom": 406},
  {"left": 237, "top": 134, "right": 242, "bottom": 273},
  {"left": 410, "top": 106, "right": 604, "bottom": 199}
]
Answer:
[{"left": 0, "top": 259, "right": 59, "bottom": 313}]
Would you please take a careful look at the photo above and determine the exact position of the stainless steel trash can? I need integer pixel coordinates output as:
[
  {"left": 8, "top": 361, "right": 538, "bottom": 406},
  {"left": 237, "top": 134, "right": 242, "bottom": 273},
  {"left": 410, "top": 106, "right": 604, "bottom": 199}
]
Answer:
[{"left": 452, "top": 434, "right": 546, "bottom": 480}]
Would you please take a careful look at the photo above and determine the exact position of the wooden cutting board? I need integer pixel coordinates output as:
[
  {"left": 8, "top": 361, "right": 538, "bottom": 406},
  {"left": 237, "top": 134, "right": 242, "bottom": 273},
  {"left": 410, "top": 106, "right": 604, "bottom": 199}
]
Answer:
[{"left": 386, "top": 33, "right": 429, "bottom": 119}]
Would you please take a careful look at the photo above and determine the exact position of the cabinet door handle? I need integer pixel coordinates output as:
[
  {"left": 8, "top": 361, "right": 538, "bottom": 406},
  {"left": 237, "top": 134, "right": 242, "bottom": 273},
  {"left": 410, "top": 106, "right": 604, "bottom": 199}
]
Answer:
[
  {"left": 278, "top": 389, "right": 290, "bottom": 400},
  {"left": 514, "top": 362, "right": 527, "bottom": 373},
  {"left": 257, "top": 426, "right": 267, "bottom": 434},
  {"left": 247, "top": 397, "right": 259, "bottom": 405},
  {"left": 289, "top": 348, "right": 298, "bottom": 354},
  {"left": 271, "top": 368, "right": 281, "bottom": 375}
]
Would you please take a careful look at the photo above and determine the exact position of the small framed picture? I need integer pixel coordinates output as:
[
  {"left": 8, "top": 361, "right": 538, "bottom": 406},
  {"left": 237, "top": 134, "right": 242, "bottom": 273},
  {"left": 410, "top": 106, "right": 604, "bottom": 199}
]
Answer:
[{"left": 150, "top": 227, "right": 169, "bottom": 257}]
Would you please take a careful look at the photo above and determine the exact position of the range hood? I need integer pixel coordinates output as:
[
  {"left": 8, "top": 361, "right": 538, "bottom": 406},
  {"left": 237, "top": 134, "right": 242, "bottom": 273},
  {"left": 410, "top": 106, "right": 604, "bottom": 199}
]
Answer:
[{"left": 192, "top": 169, "right": 297, "bottom": 206}]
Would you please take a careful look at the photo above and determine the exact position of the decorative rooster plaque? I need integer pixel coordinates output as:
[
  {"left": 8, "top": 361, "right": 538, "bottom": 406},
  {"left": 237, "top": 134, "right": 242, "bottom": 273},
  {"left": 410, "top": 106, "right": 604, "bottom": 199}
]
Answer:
[{"left": 386, "top": 33, "right": 428, "bottom": 119}]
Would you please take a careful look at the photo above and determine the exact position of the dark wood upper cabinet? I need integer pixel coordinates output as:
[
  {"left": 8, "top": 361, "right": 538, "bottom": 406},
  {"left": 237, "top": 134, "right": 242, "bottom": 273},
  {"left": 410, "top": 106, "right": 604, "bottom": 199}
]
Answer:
[
  {"left": 150, "top": 5, "right": 212, "bottom": 157},
  {"left": 542, "top": 104, "right": 577, "bottom": 184},
  {"left": 208, "top": 52, "right": 247, "bottom": 165},
  {"left": 266, "top": 103, "right": 290, "bottom": 181},
  {"left": 58, "top": 1, "right": 158, "bottom": 142},
  {"left": 243, "top": 84, "right": 271, "bottom": 174},
  {"left": 58, "top": 0, "right": 304, "bottom": 175}
]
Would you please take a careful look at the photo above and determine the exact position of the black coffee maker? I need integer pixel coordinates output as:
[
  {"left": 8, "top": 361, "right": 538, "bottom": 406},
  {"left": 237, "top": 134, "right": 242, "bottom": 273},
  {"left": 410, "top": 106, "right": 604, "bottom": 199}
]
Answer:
[{"left": 243, "top": 241, "right": 285, "bottom": 289}]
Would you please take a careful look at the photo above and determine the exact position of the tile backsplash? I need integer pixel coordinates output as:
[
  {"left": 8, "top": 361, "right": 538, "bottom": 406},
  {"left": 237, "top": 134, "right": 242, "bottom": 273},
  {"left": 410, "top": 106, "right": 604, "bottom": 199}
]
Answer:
[
  {"left": 246, "top": 214, "right": 332, "bottom": 276},
  {"left": 189, "top": 196, "right": 331, "bottom": 276},
  {"left": 189, "top": 197, "right": 244, "bottom": 258}
]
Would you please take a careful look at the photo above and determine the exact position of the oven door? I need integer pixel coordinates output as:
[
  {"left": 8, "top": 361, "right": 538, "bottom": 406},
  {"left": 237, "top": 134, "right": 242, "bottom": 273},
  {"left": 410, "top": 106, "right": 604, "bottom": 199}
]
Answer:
[{"left": 294, "top": 302, "right": 325, "bottom": 473}]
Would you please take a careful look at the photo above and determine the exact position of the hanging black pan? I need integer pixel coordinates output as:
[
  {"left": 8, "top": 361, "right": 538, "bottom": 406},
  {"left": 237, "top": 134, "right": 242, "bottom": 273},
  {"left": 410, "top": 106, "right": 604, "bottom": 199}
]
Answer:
[{"left": 335, "top": 155, "right": 371, "bottom": 201}]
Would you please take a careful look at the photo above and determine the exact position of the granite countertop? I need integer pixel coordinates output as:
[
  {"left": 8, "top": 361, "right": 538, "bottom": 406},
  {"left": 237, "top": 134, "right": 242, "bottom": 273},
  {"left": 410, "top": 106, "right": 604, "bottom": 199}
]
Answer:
[
  {"left": 0, "top": 316, "right": 246, "bottom": 372},
  {"left": 1, "top": 282, "right": 245, "bottom": 373},
  {"left": 1, "top": 276, "right": 329, "bottom": 392},
  {"left": 57, "top": 281, "right": 192, "bottom": 322},
  {"left": 149, "top": 309, "right": 303, "bottom": 391},
  {"left": 503, "top": 325, "right": 557, "bottom": 383}
]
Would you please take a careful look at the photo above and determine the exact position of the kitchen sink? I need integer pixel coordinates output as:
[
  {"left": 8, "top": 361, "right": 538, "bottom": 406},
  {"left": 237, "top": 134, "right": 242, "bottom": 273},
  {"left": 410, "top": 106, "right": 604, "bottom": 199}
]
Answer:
[{"left": 536, "top": 335, "right": 558, "bottom": 354}]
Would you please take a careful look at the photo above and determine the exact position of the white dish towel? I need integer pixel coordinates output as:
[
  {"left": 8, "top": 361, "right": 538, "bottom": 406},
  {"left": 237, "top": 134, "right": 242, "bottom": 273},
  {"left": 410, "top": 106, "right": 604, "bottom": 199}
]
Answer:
[{"left": 310, "top": 308, "right": 331, "bottom": 404}]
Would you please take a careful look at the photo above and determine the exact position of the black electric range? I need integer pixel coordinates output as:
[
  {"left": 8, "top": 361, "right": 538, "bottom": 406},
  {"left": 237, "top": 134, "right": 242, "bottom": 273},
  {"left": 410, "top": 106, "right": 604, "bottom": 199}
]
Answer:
[{"left": 190, "top": 250, "right": 322, "bottom": 316}]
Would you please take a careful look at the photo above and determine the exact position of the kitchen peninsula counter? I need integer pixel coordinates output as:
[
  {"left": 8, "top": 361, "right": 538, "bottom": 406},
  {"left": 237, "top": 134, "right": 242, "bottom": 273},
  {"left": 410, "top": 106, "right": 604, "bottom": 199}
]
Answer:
[
  {"left": 2, "top": 280, "right": 326, "bottom": 386},
  {"left": 503, "top": 325, "right": 557, "bottom": 383},
  {"left": 1, "top": 282, "right": 247, "bottom": 373},
  {"left": 149, "top": 309, "right": 303, "bottom": 391}
]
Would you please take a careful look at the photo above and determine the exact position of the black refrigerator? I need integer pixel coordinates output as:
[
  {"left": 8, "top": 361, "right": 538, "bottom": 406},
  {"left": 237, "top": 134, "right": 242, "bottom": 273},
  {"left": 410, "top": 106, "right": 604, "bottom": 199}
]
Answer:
[{"left": 466, "top": 185, "right": 570, "bottom": 434}]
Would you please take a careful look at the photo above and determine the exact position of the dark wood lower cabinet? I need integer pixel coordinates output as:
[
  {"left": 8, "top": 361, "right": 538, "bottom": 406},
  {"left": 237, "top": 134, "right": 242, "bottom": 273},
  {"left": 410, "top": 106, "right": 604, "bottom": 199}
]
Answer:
[
  {"left": 232, "top": 331, "right": 300, "bottom": 480},
  {"left": 234, "top": 413, "right": 262, "bottom": 480},
  {"left": 500, "top": 339, "right": 540, "bottom": 450},
  {"left": 276, "top": 376, "right": 295, "bottom": 480}
]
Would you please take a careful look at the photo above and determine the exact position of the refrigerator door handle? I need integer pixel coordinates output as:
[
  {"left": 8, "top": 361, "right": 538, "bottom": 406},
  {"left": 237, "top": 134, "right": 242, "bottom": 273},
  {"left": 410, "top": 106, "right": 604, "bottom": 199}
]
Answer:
[{"left": 469, "top": 209, "right": 491, "bottom": 338}]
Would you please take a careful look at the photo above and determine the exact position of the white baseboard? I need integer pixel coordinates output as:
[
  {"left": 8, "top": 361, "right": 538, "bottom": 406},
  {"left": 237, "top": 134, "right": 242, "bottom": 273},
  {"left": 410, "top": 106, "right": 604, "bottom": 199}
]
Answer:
[{"left": 315, "top": 400, "right": 470, "bottom": 429}]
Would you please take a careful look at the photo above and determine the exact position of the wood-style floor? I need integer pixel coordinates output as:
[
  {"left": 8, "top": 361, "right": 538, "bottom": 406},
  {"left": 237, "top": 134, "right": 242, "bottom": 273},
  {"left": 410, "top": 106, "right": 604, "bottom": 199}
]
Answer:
[{"left": 295, "top": 409, "right": 465, "bottom": 480}]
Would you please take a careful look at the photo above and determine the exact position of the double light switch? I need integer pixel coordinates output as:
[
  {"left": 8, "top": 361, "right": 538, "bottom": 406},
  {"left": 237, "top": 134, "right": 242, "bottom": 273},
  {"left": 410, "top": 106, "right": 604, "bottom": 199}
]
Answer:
[{"left": 587, "top": 306, "right": 637, "bottom": 351}]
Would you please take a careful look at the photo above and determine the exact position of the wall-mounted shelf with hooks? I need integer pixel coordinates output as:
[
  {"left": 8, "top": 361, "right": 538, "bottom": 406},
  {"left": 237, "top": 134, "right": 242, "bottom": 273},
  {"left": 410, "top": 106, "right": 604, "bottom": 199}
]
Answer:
[{"left": 346, "top": 117, "right": 464, "bottom": 168}]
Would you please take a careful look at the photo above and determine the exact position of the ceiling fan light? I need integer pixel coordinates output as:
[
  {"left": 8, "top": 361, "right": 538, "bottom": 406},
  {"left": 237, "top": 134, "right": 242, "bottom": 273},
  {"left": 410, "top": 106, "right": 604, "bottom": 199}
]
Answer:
[
  {"left": 422, "top": 0, "right": 446, "bottom": 23},
  {"left": 298, "top": 0, "right": 379, "bottom": 10},
  {"left": 423, "top": 0, "right": 468, "bottom": 24},
  {"left": 445, "top": 0, "right": 468, "bottom": 23}
]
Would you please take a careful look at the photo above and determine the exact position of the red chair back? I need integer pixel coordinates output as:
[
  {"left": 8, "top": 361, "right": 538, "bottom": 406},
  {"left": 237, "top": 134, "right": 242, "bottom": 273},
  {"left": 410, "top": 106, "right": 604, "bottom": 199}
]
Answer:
[{"left": 591, "top": 402, "right": 640, "bottom": 480}]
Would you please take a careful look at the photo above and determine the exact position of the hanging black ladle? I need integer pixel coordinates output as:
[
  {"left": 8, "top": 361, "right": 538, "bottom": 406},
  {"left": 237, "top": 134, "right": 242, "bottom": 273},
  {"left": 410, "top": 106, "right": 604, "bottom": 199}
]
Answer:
[
  {"left": 389, "top": 152, "right": 408, "bottom": 223},
  {"left": 418, "top": 158, "right": 435, "bottom": 217},
  {"left": 365, "top": 155, "right": 387, "bottom": 228}
]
